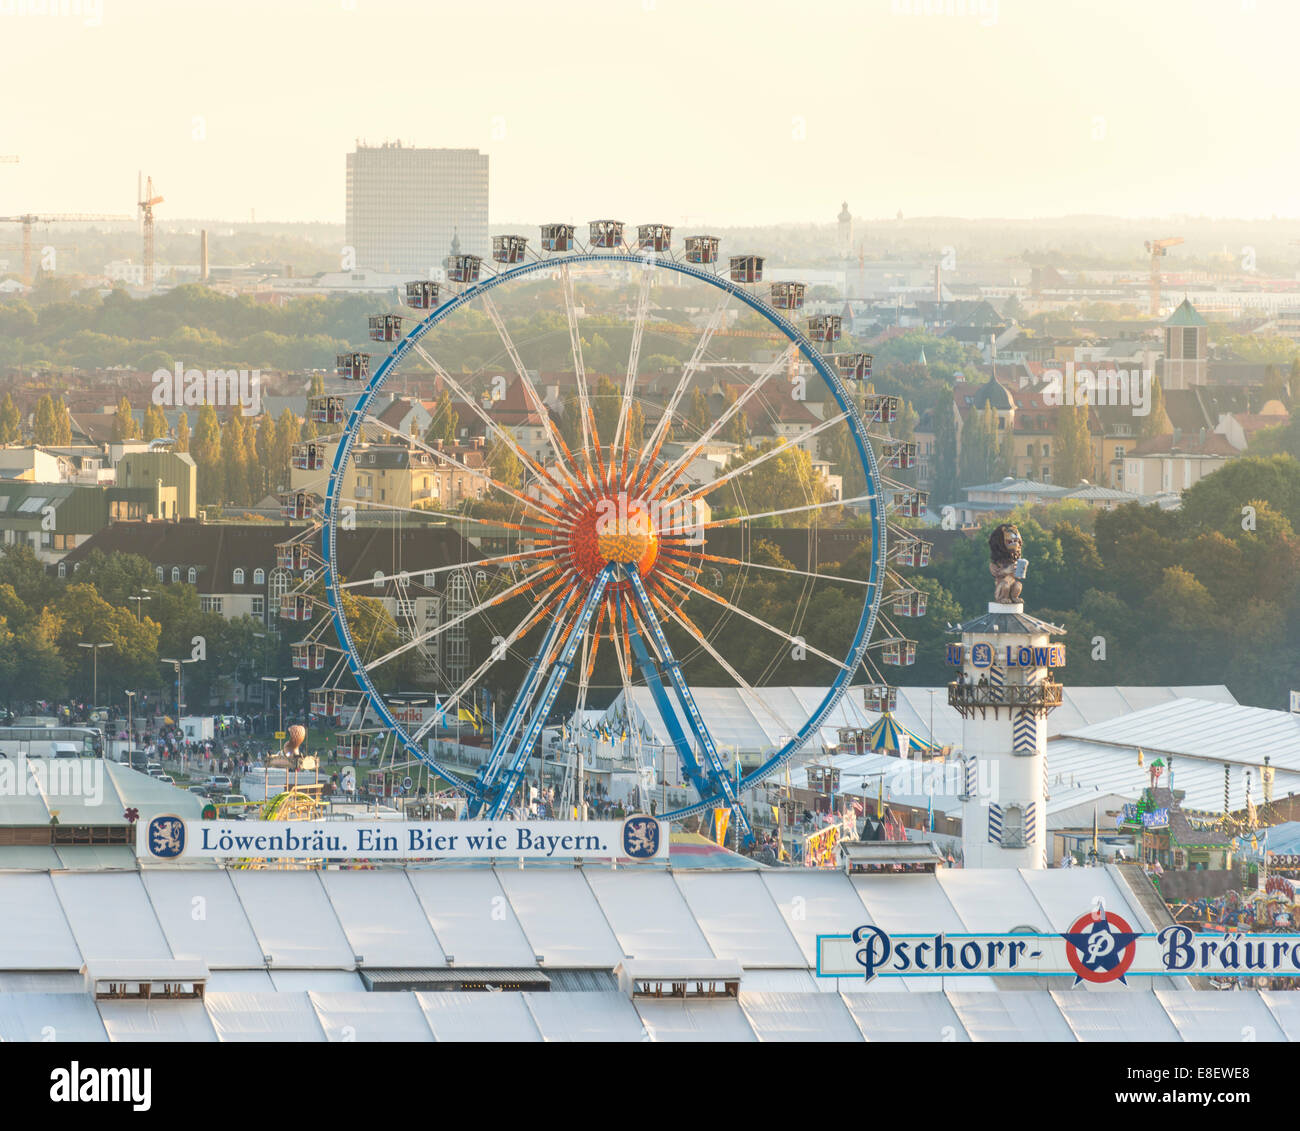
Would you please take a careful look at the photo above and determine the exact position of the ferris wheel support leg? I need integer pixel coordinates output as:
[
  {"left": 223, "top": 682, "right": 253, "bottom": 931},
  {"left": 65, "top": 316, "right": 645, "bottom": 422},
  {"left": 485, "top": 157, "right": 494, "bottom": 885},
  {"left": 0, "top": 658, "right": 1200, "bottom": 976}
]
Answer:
[
  {"left": 623, "top": 566, "right": 754, "bottom": 844},
  {"left": 470, "top": 583, "right": 580, "bottom": 813},
  {"left": 481, "top": 566, "right": 615, "bottom": 820},
  {"left": 623, "top": 613, "right": 711, "bottom": 802}
]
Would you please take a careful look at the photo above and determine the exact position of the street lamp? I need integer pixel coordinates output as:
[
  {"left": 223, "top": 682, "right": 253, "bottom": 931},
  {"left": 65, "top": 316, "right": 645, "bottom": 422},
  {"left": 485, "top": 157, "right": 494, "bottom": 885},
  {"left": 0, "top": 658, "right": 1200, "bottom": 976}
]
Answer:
[
  {"left": 78, "top": 641, "right": 113, "bottom": 711},
  {"left": 261, "top": 676, "right": 299, "bottom": 741},
  {"left": 128, "top": 590, "right": 151, "bottom": 622}
]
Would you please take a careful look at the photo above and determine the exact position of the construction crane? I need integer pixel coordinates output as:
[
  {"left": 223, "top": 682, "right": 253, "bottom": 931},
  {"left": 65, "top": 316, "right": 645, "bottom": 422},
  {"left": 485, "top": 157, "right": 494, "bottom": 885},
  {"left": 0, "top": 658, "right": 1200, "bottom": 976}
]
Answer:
[
  {"left": 1144, "top": 236, "right": 1184, "bottom": 317},
  {"left": 0, "top": 213, "right": 131, "bottom": 284},
  {"left": 138, "top": 174, "right": 163, "bottom": 287}
]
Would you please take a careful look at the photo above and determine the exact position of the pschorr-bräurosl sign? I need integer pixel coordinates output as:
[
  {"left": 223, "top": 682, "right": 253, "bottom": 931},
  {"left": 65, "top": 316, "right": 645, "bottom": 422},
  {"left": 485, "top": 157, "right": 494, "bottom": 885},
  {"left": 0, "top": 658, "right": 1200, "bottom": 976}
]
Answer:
[
  {"left": 138, "top": 814, "right": 667, "bottom": 861},
  {"left": 818, "top": 909, "right": 1300, "bottom": 984}
]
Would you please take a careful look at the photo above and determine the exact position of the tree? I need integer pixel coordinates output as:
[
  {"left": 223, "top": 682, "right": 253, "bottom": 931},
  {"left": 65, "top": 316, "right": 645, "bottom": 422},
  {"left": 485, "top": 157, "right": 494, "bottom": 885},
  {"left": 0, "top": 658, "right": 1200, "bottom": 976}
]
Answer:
[
  {"left": 221, "top": 414, "right": 250, "bottom": 506},
  {"left": 687, "top": 388, "right": 711, "bottom": 435},
  {"left": 54, "top": 397, "right": 72, "bottom": 446},
  {"left": 192, "top": 404, "right": 223, "bottom": 504},
  {"left": 1053, "top": 403, "right": 1092, "bottom": 485},
  {"left": 33, "top": 394, "right": 58, "bottom": 445},
  {"left": 254, "top": 414, "right": 277, "bottom": 500},
  {"left": 486, "top": 435, "right": 523, "bottom": 489},
  {"left": 271, "top": 409, "right": 302, "bottom": 493},
  {"left": 1139, "top": 375, "right": 1166, "bottom": 441},
  {"left": 0, "top": 393, "right": 20, "bottom": 444},
  {"left": 721, "top": 388, "right": 747, "bottom": 446},
  {"left": 424, "top": 390, "right": 458, "bottom": 446},
  {"left": 112, "top": 395, "right": 139, "bottom": 442},
  {"left": 174, "top": 411, "right": 190, "bottom": 452},
  {"left": 141, "top": 403, "right": 167, "bottom": 441}
]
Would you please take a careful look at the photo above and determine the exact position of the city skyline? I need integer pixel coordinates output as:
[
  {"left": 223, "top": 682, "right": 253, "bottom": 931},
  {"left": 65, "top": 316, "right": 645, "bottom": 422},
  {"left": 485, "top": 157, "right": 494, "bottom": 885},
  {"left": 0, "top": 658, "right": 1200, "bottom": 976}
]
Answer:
[{"left": 1, "top": 0, "right": 1298, "bottom": 225}]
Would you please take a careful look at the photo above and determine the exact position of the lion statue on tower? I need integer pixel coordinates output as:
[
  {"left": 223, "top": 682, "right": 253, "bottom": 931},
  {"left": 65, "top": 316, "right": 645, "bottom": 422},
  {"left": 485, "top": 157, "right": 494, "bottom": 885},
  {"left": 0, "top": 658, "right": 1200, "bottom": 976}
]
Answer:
[{"left": 988, "top": 523, "right": 1024, "bottom": 604}]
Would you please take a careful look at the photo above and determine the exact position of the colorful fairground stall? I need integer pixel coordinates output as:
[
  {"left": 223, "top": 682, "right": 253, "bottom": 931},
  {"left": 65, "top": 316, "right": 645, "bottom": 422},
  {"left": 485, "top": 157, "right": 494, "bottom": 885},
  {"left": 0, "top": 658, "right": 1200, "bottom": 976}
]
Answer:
[{"left": 1122, "top": 785, "right": 1235, "bottom": 871}]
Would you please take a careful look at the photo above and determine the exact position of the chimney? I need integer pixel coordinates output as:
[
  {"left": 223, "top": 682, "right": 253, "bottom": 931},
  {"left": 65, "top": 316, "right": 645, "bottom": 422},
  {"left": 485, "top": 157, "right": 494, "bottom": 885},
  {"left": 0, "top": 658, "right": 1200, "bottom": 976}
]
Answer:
[{"left": 200, "top": 230, "right": 209, "bottom": 281}]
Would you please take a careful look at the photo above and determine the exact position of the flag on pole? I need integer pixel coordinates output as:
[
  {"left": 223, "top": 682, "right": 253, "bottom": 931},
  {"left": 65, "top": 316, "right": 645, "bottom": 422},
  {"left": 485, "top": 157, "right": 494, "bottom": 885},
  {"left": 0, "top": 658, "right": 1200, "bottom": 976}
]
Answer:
[
  {"left": 713, "top": 808, "right": 730, "bottom": 847},
  {"left": 876, "top": 776, "right": 883, "bottom": 818}
]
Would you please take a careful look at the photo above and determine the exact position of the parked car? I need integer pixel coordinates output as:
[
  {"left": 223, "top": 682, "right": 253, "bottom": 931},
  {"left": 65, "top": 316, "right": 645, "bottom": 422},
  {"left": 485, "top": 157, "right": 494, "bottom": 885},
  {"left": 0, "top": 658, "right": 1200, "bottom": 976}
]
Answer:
[
  {"left": 187, "top": 785, "right": 207, "bottom": 796},
  {"left": 156, "top": 775, "right": 175, "bottom": 786},
  {"left": 207, "top": 775, "right": 233, "bottom": 793},
  {"left": 219, "top": 794, "right": 249, "bottom": 818}
]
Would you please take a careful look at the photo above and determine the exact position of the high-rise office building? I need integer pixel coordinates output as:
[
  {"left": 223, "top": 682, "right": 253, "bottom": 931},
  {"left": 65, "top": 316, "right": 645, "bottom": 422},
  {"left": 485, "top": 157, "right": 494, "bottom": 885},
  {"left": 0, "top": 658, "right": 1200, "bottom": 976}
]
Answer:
[{"left": 345, "top": 141, "right": 489, "bottom": 275}]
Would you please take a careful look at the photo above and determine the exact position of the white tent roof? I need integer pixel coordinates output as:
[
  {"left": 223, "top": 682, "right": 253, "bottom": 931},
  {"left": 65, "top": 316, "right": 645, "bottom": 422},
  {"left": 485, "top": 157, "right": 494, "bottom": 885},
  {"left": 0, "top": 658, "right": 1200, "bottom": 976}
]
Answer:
[
  {"left": 309, "top": 991, "right": 435, "bottom": 1042},
  {"left": 583, "top": 870, "right": 714, "bottom": 961},
  {"left": 52, "top": 873, "right": 172, "bottom": 964},
  {"left": 320, "top": 870, "right": 446, "bottom": 968},
  {"left": 673, "top": 872, "right": 805, "bottom": 967},
  {"left": 635, "top": 998, "right": 757, "bottom": 1041},
  {"left": 948, "top": 991, "right": 1080, "bottom": 1041},
  {"left": 229, "top": 872, "right": 356, "bottom": 969},
  {"left": 206, "top": 991, "right": 327, "bottom": 1042},
  {"left": 498, "top": 870, "right": 625, "bottom": 968},
  {"left": 98, "top": 1000, "right": 219, "bottom": 1042},
  {"left": 415, "top": 991, "right": 542, "bottom": 1041},
  {"left": 592, "top": 685, "right": 1237, "bottom": 756},
  {"left": 759, "top": 870, "right": 880, "bottom": 966},
  {"left": 0, "top": 991, "right": 107, "bottom": 1041},
  {"left": 523, "top": 991, "right": 647, "bottom": 1042},
  {"left": 406, "top": 871, "right": 537, "bottom": 967},
  {"left": 142, "top": 871, "right": 265, "bottom": 968},
  {"left": 739, "top": 991, "right": 863, "bottom": 1041},
  {"left": 0, "top": 873, "right": 82, "bottom": 969},
  {"left": 1050, "top": 990, "right": 1183, "bottom": 1042},
  {"left": 841, "top": 991, "right": 969, "bottom": 1040},
  {"left": 0, "top": 758, "right": 204, "bottom": 827}
]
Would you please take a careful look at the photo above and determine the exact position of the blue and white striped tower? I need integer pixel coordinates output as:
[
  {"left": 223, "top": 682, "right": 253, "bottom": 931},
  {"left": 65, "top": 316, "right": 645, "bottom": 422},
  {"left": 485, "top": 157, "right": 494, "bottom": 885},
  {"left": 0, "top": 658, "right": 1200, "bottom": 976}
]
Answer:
[{"left": 946, "top": 526, "right": 1065, "bottom": 869}]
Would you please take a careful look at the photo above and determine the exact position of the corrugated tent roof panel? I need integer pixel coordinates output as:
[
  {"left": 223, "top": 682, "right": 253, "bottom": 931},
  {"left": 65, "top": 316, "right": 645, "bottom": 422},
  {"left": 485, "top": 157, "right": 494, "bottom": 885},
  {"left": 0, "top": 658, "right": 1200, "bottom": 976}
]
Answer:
[
  {"left": 635, "top": 998, "right": 757, "bottom": 1041},
  {"left": 1155, "top": 989, "right": 1288, "bottom": 1042},
  {"left": 0, "top": 873, "right": 83, "bottom": 969},
  {"left": 937, "top": 870, "right": 1055, "bottom": 934},
  {"left": 497, "top": 870, "right": 624, "bottom": 967},
  {"left": 759, "top": 871, "right": 878, "bottom": 965},
  {"left": 1018, "top": 868, "right": 1140, "bottom": 932},
  {"left": 320, "top": 870, "right": 446, "bottom": 968},
  {"left": 0, "top": 992, "right": 107, "bottom": 1042},
  {"left": 947, "top": 991, "right": 1078, "bottom": 1041},
  {"left": 739, "top": 991, "right": 863, "bottom": 1041},
  {"left": 415, "top": 991, "right": 542, "bottom": 1041},
  {"left": 229, "top": 872, "right": 355, "bottom": 969},
  {"left": 269, "top": 971, "right": 366, "bottom": 992},
  {"left": 524, "top": 991, "right": 648, "bottom": 1041},
  {"left": 52, "top": 872, "right": 172, "bottom": 963},
  {"left": 141, "top": 871, "right": 265, "bottom": 968},
  {"left": 406, "top": 871, "right": 537, "bottom": 967},
  {"left": 583, "top": 870, "right": 715, "bottom": 961},
  {"left": 206, "top": 991, "right": 327, "bottom": 1042},
  {"left": 98, "top": 1000, "right": 219, "bottom": 1042},
  {"left": 673, "top": 872, "right": 805, "bottom": 967},
  {"left": 842, "top": 991, "right": 970, "bottom": 1039},
  {"left": 1050, "top": 990, "right": 1182, "bottom": 1041},
  {"left": 308, "top": 992, "right": 435, "bottom": 1042},
  {"left": 1258, "top": 992, "right": 1300, "bottom": 1041}
]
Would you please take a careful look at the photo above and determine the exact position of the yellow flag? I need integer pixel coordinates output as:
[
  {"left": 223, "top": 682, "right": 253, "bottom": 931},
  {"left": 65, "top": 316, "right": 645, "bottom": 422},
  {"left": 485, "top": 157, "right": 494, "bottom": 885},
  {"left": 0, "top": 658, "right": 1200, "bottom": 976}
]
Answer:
[
  {"left": 771, "top": 805, "right": 779, "bottom": 823},
  {"left": 713, "top": 808, "right": 730, "bottom": 847},
  {"left": 877, "top": 776, "right": 884, "bottom": 818}
]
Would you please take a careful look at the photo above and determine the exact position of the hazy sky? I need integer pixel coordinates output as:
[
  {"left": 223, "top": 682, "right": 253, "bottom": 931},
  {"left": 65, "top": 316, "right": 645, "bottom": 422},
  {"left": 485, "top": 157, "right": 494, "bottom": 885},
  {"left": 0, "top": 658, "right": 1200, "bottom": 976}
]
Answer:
[{"left": 2, "top": 0, "right": 1296, "bottom": 225}]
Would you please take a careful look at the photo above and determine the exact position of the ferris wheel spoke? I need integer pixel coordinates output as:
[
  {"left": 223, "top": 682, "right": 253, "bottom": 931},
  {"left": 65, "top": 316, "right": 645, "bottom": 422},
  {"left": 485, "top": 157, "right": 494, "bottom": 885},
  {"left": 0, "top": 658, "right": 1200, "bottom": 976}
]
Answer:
[
  {"left": 338, "top": 548, "right": 556, "bottom": 591},
  {"left": 611, "top": 266, "right": 653, "bottom": 462},
  {"left": 561, "top": 264, "right": 596, "bottom": 467},
  {"left": 648, "top": 582, "right": 803, "bottom": 745},
  {"left": 480, "top": 293, "right": 583, "bottom": 488},
  {"left": 657, "top": 567, "right": 852, "bottom": 671},
  {"left": 646, "top": 343, "right": 798, "bottom": 497},
  {"left": 675, "top": 411, "right": 851, "bottom": 504},
  {"left": 408, "top": 576, "right": 573, "bottom": 743},
  {"left": 365, "top": 415, "right": 564, "bottom": 522},
  {"left": 693, "top": 492, "right": 874, "bottom": 530},
  {"left": 363, "top": 563, "right": 561, "bottom": 671},
  {"left": 409, "top": 341, "right": 569, "bottom": 503},
  {"left": 676, "top": 550, "right": 877, "bottom": 589}
]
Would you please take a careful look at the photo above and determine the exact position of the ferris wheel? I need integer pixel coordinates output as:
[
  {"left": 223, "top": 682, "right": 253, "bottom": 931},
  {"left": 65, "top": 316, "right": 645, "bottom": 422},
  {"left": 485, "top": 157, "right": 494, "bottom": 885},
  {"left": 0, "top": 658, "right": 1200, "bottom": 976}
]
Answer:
[{"left": 279, "top": 221, "right": 932, "bottom": 840}]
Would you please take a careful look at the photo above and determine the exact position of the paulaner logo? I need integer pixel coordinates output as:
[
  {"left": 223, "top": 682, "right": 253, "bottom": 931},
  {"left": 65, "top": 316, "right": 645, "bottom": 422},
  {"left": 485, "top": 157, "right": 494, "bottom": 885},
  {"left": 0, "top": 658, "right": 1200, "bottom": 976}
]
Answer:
[
  {"left": 1040, "top": 362, "right": 1152, "bottom": 417},
  {"left": 152, "top": 362, "right": 262, "bottom": 415},
  {"left": 50, "top": 1063, "right": 151, "bottom": 1112}
]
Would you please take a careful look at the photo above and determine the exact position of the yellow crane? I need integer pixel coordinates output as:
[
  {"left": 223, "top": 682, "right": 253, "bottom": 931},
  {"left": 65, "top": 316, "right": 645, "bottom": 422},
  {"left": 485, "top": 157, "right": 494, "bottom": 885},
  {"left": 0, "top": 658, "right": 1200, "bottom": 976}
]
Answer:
[
  {"left": 1144, "top": 236, "right": 1184, "bottom": 316},
  {"left": 0, "top": 212, "right": 130, "bottom": 284},
  {"left": 138, "top": 175, "right": 164, "bottom": 287}
]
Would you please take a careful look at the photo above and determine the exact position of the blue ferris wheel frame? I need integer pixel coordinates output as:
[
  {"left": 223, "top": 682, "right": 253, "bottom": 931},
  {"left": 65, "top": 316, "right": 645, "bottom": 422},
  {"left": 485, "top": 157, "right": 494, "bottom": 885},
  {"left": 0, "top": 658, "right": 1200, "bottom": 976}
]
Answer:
[{"left": 321, "top": 251, "right": 886, "bottom": 820}]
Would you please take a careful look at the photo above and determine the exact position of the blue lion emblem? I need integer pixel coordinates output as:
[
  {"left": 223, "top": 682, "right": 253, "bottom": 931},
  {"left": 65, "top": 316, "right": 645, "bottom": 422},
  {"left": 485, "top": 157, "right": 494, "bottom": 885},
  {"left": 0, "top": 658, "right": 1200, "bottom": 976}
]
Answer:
[
  {"left": 622, "top": 816, "right": 660, "bottom": 859},
  {"left": 147, "top": 815, "right": 186, "bottom": 858}
]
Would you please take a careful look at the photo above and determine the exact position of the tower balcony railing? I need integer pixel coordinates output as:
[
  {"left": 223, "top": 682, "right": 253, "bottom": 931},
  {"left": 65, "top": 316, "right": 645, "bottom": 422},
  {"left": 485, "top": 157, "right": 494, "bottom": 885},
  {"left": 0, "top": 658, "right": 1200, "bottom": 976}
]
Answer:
[{"left": 947, "top": 679, "right": 1063, "bottom": 717}]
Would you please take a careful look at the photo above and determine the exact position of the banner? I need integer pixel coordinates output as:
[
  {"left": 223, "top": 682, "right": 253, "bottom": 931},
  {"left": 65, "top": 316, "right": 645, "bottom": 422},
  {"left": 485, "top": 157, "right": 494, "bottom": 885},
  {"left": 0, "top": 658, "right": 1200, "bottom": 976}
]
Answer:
[
  {"left": 805, "top": 823, "right": 841, "bottom": 868},
  {"left": 138, "top": 815, "right": 667, "bottom": 861},
  {"left": 817, "top": 908, "right": 1300, "bottom": 984}
]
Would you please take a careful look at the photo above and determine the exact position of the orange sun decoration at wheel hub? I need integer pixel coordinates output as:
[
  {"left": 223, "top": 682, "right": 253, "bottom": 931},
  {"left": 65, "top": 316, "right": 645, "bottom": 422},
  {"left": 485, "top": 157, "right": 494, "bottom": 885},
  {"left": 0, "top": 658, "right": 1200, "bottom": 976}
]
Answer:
[{"left": 568, "top": 496, "right": 660, "bottom": 581}]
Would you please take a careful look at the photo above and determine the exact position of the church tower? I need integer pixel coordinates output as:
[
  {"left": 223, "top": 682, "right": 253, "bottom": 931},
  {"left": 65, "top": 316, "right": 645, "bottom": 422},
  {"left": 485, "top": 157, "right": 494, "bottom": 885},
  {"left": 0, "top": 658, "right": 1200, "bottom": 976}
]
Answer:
[{"left": 1160, "top": 298, "right": 1207, "bottom": 391}]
